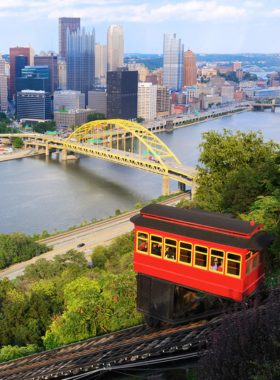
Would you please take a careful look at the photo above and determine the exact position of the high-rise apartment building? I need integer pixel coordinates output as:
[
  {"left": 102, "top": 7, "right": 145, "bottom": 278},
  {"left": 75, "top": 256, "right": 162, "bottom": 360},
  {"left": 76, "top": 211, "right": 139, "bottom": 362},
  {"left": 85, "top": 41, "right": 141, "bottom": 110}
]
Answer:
[
  {"left": 183, "top": 50, "right": 197, "bottom": 87},
  {"left": 10, "top": 46, "right": 30, "bottom": 99},
  {"left": 107, "top": 25, "right": 124, "bottom": 71},
  {"left": 163, "top": 33, "right": 184, "bottom": 91},
  {"left": 0, "top": 53, "right": 7, "bottom": 112},
  {"left": 95, "top": 44, "right": 107, "bottom": 85},
  {"left": 232, "top": 61, "right": 242, "bottom": 71},
  {"left": 53, "top": 90, "right": 85, "bottom": 112},
  {"left": 67, "top": 27, "right": 95, "bottom": 105},
  {"left": 15, "top": 56, "right": 28, "bottom": 79},
  {"left": 34, "top": 55, "right": 58, "bottom": 94},
  {"left": 17, "top": 90, "right": 51, "bottom": 121},
  {"left": 137, "top": 83, "right": 157, "bottom": 120},
  {"left": 58, "top": 61, "right": 67, "bottom": 88},
  {"left": 156, "top": 86, "right": 169, "bottom": 117},
  {"left": 59, "top": 17, "right": 80, "bottom": 59},
  {"left": 107, "top": 70, "right": 137, "bottom": 119}
]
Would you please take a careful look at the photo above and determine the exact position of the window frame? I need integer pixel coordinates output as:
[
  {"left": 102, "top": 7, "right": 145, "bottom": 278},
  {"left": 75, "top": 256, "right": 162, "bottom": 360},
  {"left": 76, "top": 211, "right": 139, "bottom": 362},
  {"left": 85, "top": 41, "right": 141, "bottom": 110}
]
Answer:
[
  {"left": 209, "top": 248, "right": 225, "bottom": 274},
  {"left": 226, "top": 252, "right": 242, "bottom": 279},
  {"left": 136, "top": 230, "right": 149, "bottom": 255},
  {"left": 163, "top": 237, "right": 177, "bottom": 262},
  {"left": 252, "top": 252, "right": 259, "bottom": 271},
  {"left": 246, "top": 251, "right": 252, "bottom": 261},
  {"left": 259, "top": 250, "right": 265, "bottom": 265},
  {"left": 194, "top": 244, "right": 208, "bottom": 270},
  {"left": 178, "top": 241, "right": 193, "bottom": 266},
  {"left": 150, "top": 234, "right": 163, "bottom": 259}
]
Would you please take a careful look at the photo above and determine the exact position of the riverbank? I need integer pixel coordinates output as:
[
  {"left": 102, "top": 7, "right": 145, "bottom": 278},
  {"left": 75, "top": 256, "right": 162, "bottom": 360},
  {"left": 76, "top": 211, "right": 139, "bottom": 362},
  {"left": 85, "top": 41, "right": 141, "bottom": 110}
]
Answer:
[
  {"left": 0, "top": 148, "right": 44, "bottom": 162},
  {"left": 173, "top": 107, "right": 250, "bottom": 131}
]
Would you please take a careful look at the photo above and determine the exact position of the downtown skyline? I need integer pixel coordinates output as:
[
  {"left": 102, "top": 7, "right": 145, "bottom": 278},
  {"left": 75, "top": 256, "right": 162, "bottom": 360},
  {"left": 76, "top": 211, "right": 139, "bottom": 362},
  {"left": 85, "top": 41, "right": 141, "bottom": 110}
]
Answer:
[{"left": 0, "top": 0, "right": 280, "bottom": 55}]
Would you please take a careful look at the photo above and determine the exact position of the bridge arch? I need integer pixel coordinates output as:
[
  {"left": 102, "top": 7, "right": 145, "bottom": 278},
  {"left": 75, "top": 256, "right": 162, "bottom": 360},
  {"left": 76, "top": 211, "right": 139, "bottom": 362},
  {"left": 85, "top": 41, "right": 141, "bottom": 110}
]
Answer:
[{"left": 65, "top": 119, "right": 182, "bottom": 170}]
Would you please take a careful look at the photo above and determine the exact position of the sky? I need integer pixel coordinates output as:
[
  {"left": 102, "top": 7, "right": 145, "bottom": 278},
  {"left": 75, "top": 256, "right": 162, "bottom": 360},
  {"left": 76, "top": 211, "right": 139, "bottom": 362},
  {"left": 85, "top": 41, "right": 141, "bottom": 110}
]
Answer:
[{"left": 0, "top": 0, "right": 280, "bottom": 55}]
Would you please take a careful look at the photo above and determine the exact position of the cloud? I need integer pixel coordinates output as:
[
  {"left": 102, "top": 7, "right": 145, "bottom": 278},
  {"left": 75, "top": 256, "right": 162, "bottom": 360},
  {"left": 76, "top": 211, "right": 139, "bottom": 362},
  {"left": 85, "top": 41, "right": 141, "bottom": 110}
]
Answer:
[
  {"left": 0, "top": 0, "right": 247, "bottom": 23},
  {"left": 243, "top": 1, "right": 263, "bottom": 7},
  {"left": 266, "top": 9, "right": 280, "bottom": 17}
]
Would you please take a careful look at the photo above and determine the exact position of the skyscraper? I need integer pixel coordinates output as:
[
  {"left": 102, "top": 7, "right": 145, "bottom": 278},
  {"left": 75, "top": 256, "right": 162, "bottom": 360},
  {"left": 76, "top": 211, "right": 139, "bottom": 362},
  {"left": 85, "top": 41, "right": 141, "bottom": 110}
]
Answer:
[
  {"left": 59, "top": 17, "right": 80, "bottom": 59},
  {"left": 0, "top": 53, "right": 7, "bottom": 112},
  {"left": 66, "top": 27, "right": 95, "bottom": 105},
  {"left": 15, "top": 66, "right": 50, "bottom": 94},
  {"left": 163, "top": 34, "right": 184, "bottom": 91},
  {"left": 34, "top": 55, "right": 58, "bottom": 94},
  {"left": 10, "top": 46, "right": 30, "bottom": 99},
  {"left": 183, "top": 50, "right": 197, "bottom": 87},
  {"left": 15, "top": 55, "right": 28, "bottom": 79},
  {"left": 107, "top": 70, "right": 137, "bottom": 119},
  {"left": 58, "top": 61, "right": 67, "bottom": 88},
  {"left": 95, "top": 44, "right": 107, "bottom": 85},
  {"left": 107, "top": 25, "right": 124, "bottom": 71}
]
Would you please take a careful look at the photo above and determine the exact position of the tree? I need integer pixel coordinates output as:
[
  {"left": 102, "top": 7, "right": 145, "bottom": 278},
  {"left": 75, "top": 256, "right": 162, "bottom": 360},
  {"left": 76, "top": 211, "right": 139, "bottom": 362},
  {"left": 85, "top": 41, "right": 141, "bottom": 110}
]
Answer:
[
  {"left": 11, "top": 137, "right": 23, "bottom": 148},
  {"left": 43, "top": 271, "right": 142, "bottom": 350},
  {"left": 87, "top": 113, "right": 106, "bottom": 122},
  {"left": 136, "top": 117, "right": 144, "bottom": 123},
  {"left": 195, "top": 129, "right": 279, "bottom": 213}
]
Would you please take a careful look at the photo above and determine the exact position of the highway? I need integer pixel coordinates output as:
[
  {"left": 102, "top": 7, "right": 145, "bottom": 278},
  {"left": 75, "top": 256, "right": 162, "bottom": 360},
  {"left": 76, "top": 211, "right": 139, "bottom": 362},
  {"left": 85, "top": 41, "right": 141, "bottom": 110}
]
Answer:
[{"left": 0, "top": 193, "right": 189, "bottom": 280}]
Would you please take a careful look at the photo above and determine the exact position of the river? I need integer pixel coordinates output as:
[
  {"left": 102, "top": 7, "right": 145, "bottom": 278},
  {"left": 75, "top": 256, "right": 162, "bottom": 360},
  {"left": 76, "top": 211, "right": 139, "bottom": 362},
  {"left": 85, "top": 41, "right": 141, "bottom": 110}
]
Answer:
[{"left": 1, "top": 109, "right": 280, "bottom": 235}]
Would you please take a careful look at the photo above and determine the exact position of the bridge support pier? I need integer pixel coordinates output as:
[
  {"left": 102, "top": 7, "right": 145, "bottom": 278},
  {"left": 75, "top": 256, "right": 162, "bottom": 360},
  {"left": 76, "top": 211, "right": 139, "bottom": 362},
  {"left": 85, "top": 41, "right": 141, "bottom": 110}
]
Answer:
[
  {"left": 272, "top": 106, "right": 275, "bottom": 112},
  {"left": 261, "top": 106, "right": 264, "bottom": 112},
  {"left": 178, "top": 182, "right": 186, "bottom": 192},
  {"left": 162, "top": 176, "right": 170, "bottom": 196},
  {"left": 61, "top": 149, "right": 67, "bottom": 161},
  {"left": 35, "top": 144, "right": 39, "bottom": 153}
]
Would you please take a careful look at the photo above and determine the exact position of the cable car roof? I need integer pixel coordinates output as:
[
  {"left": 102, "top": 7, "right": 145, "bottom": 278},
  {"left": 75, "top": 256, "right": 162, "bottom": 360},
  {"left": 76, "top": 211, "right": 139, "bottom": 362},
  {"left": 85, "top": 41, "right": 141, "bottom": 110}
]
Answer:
[
  {"left": 131, "top": 205, "right": 275, "bottom": 250},
  {"left": 140, "top": 204, "right": 262, "bottom": 236}
]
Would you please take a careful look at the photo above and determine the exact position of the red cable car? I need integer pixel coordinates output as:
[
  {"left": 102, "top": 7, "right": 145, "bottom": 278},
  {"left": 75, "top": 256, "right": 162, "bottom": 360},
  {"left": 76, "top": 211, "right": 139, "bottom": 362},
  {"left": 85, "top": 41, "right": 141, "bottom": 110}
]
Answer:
[{"left": 130, "top": 204, "right": 274, "bottom": 325}]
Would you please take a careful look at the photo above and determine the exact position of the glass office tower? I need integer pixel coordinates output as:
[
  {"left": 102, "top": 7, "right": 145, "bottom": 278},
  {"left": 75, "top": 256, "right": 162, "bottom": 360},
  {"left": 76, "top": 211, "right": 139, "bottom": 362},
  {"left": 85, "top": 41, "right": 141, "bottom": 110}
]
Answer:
[
  {"left": 66, "top": 27, "right": 95, "bottom": 105},
  {"left": 15, "top": 56, "right": 28, "bottom": 79},
  {"left": 163, "top": 34, "right": 184, "bottom": 91}
]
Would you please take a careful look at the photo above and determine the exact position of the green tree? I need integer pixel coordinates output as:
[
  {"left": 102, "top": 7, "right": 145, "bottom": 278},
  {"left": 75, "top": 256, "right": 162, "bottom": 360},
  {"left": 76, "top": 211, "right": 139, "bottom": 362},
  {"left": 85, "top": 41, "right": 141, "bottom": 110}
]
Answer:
[
  {"left": 87, "top": 113, "right": 106, "bottom": 122},
  {"left": 195, "top": 129, "right": 279, "bottom": 213},
  {"left": 136, "top": 117, "right": 144, "bottom": 123},
  {"left": 11, "top": 137, "right": 23, "bottom": 148},
  {"left": 43, "top": 271, "right": 142, "bottom": 350},
  {"left": 0, "top": 345, "right": 42, "bottom": 363},
  {"left": 91, "top": 246, "right": 108, "bottom": 269}
]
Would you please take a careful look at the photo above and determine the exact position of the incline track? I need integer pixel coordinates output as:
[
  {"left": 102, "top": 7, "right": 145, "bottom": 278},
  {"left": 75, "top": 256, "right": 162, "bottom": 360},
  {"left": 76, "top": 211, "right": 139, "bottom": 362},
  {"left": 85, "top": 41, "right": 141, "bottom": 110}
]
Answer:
[
  {"left": 0, "top": 293, "right": 278, "bottom": 380},
  {"left": 38, "top": 193, "right": 189, "bottom": 245}
]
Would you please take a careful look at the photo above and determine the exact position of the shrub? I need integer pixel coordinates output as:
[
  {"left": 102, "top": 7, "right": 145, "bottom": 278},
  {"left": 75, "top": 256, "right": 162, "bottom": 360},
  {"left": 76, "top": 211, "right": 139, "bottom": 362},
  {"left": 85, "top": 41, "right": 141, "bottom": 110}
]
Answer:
[{"left": 198, "top": 290, "right": 280, "bottom": 380}]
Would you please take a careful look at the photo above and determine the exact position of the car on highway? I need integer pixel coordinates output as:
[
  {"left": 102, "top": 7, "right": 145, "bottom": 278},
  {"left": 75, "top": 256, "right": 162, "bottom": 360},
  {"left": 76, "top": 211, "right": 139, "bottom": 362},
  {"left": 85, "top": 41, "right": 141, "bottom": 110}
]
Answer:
[{"left": 77, "top": 243, "right": 85, "bottom": 248}]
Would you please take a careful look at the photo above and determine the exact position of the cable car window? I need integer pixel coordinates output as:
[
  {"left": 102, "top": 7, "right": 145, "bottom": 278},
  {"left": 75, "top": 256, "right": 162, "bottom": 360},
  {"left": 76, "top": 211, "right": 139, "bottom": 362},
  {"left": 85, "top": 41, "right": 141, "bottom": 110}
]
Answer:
[
  {"left": 210, "top": 249, "right": 224, "bottom": 273},
  {"left": 252, "top": 253, "right": 258, "bottom": 270},
  {"left": 137, "top": 232, "right": 149, "bottom": 254},
  {"left": 194, "top": 245, "right": 208, "bottom": 269},
  {"left": 179, "top": 242, "right": 192, "bottom": 265},
  {"left": 150, "top": 235, "right": 162, "bottom": 258},
  {"left": 226, "top": 252, "right": 241, "bottom": 277},
  {"left": 164, "top": 238, "right": 177, "bottom": 261},
  {"left": 259, "top": 250, "right": 264, "bottom": 265},
  {"left": 246, "top": 260, "right": 251, "bottom": 276},
  {"left": 246, "top": 252, "right": 252, "bottom": 261}
]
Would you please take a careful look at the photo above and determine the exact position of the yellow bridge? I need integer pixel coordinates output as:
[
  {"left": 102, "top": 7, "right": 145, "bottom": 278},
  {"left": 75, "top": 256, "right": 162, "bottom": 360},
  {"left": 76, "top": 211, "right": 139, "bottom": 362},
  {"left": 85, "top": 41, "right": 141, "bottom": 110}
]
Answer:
[{"left": 1, "top": 119, "right": 197, "bottom": 195}]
